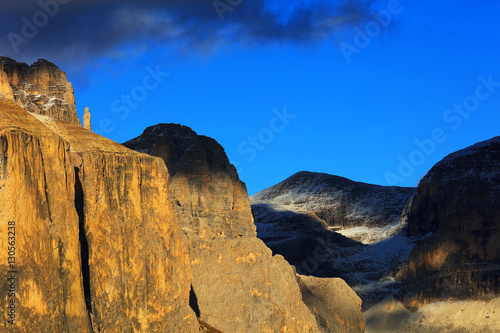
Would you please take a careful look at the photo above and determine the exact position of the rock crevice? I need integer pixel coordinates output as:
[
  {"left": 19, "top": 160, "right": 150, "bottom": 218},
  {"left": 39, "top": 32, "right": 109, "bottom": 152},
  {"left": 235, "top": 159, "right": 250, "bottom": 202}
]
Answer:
[{"left": 75, "top": 167, "right": 92, "bottom": 315}]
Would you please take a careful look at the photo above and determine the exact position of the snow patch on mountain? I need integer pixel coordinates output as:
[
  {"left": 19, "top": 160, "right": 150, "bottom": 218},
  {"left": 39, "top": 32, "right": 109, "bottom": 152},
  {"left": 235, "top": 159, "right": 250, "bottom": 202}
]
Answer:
[{"left": 336, "top": 221, "right": 406, "bottom": 244}]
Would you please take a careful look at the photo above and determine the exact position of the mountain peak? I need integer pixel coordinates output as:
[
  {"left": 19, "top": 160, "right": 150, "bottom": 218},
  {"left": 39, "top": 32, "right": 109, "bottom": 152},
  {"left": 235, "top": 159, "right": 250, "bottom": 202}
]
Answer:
[
  {"left": 0, "top": 56, "right": 81, "bottom": 126},
  {"left": 252, "top": 171, "right": 416, "bottom": 229}
]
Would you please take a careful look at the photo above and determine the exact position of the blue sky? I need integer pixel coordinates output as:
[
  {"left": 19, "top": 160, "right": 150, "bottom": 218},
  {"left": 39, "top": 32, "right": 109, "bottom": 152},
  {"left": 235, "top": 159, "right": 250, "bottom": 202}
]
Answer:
[{"left": 1, "top": 0, "right": 499, "bottom": 195}]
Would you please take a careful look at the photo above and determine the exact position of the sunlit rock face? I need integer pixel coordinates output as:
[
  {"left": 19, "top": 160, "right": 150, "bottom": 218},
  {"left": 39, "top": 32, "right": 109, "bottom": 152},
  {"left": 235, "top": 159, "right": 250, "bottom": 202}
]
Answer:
[
  {"left": 0, "top": 57, "right": 81, "bottom": 125},
  {"left": 0, "top": 99, "right": 198, "bottom": 332},
  {"left": 398, "top": 136, "right": 500, "bottom": 308},
  {"left": 125, "top": 124, "right": 328, "bottom": 332}
]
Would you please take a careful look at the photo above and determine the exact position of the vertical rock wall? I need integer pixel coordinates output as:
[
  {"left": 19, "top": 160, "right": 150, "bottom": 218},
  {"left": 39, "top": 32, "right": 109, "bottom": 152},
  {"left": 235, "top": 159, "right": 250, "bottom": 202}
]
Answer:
[
  {"left": 0, "top": 124, "right": 92, "bottom": 332},
  {"left": 0, "top": 99, "right": 199, "bottom": 332}
]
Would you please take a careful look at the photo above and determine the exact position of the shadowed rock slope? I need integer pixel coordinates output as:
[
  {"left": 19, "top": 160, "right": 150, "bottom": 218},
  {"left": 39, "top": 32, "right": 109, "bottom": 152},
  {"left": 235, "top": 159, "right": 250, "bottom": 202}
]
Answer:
[
  {"left": 0, "top": 57, "right": 81, "bottom": 125},
  {"left": 251, "top": 200, "right": 419, "bottom": 311},
  {"left": 252, "top": 171, "right": 415, "bottom": 230},
  {"left": 252, "top": 203, "right": 362, "bottom": 277},
  {"left": 398, "top": 136, "right": 500, "bottom": 308},
  {"left": 0, "top": 99, "right": 198, "bottom": 332},
  {"left": 124, "top": 123, "right": 366, "bottom": 333}
]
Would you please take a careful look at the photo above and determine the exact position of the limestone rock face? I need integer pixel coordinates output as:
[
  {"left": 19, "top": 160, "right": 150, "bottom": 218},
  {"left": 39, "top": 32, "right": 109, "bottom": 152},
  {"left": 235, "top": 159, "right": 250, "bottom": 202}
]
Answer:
[
  {"left": 298, "top": 275, "right": 366, "bottom": 333},
  {"left": 0, "top": 57, "right": 81, "bottom": 126},
  {"left": 0, "top": 101, "right": 91, "bottom": 332},
  {"left": 124, "top": 124, "right": 323, "bottom": 332},
  {"left": 252, "top": 171, "right": 416, "bottom": 230},
  {"left": 190, "top": 239, "right": 320, "bottom": 332},
  {"left": 0, "top": 99, "right": 198, "bottom": 332},
  {"left": 398, "top": 137, "right": 500, "bottom": 308}
]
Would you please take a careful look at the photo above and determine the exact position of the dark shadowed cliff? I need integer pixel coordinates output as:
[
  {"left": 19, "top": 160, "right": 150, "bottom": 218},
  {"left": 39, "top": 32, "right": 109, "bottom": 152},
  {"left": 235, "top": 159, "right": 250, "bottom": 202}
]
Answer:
[{"left": 398, "top": 136, "right": 500, "bottom": 308}]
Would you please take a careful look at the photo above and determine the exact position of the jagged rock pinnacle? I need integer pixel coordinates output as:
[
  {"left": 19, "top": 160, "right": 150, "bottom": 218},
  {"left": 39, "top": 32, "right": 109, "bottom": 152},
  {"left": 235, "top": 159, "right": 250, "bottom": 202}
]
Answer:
[
  {"left": 83, "top": 107, "right": 91, "bottom": 131},
  {"left": 0, "top": 62, "right": 15, "bottom": 102}
]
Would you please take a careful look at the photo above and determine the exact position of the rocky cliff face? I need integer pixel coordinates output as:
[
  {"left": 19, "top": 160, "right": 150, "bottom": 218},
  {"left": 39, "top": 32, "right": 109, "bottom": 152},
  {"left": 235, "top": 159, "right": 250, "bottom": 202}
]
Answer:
[
  {"left": 398, "top": 137, "right": 500, "bottom": 308},
  {"left": 124, "top": 124, "right": 366, "bottom": 332},
  {"left": 0, "top": 99, "right": 198, "bottom": 332},
  {"left": 252, "top": 171, "right": 416, "bottom": 230},
  {"left": 0, "top": 57, "right": 81, "bottom": 125},
  {"left": 0, "top": 54, "right": 368, "bottom": 332},
  {"left": 124, "top": 124, "right": 322, "bottom": 332}
]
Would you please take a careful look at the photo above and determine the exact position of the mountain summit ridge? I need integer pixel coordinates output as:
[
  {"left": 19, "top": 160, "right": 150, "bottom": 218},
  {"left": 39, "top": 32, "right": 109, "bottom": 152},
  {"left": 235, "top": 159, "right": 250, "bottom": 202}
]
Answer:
[
  {"left": 252, "top": 170, "right": 416, "bottom": 230},
  {"left": 0, "top": 56, "right": 81, "bottom": 125}
]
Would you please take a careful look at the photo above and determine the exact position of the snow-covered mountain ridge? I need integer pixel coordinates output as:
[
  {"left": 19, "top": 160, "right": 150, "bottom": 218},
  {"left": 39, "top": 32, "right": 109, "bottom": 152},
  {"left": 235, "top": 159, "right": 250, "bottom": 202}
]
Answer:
[{"left": 252, "top": 171, "right": 416, "bottom": 231}]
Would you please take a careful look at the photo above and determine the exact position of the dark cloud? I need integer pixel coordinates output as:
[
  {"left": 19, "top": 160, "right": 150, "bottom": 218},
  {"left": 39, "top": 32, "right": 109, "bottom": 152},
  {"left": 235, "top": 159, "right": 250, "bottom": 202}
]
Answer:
[{"left": 0, "top": 0, "right": 376, "bottom": 66}]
